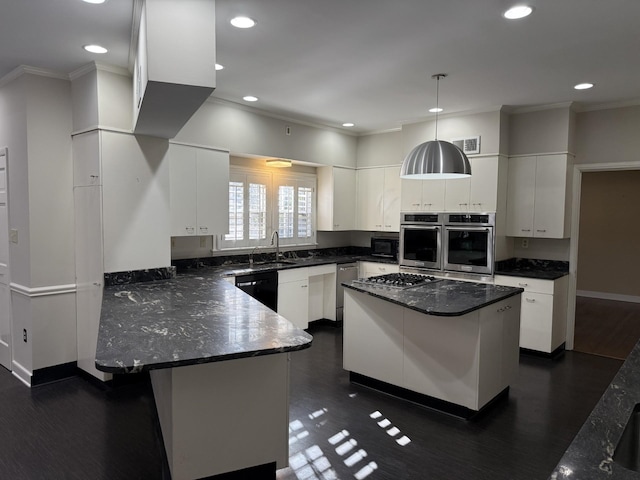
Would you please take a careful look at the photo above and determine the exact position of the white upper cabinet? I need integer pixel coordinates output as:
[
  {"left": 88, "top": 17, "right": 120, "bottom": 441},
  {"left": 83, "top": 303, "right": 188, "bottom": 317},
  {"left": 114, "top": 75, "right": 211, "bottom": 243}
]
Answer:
[
  {"left": 506, "top": 154, "right": 572, "bottom": 238},
  {"left": 402, "top": 156, "right": 502, "bottom": 213},
  {"left": 317, "top": 166, "right": 356, "bottom": 231},
  {"left": 401, "top": 178, "right": 446, "bottom": 212},
  {"left": 169, "top": 144, "right": 230, "bottom": 237},
  {"left": 357, "top": 166, "right": 401, "bottom": 231}
]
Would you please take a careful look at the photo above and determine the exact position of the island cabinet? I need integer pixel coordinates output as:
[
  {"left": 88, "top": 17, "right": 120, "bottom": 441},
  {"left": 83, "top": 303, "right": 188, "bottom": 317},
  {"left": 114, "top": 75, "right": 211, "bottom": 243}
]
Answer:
[
  {"left": 358, "top": 261, "right": 399, "bottom": 279},
  {"left": 505, "top": 154, "right": 573, "bottom": 238},
  {"left": 317, "top": 166, "right": 356, "bottom": 231},
  {"left": 169, "top": 143, "right": 229, "bottom": 237},
  {"left": 356, "top": 166, "right": 401, "bottom": 231},
  {"left": 343, "top": 288, "right": 520, "bottom": 414},
  {"left": 494, "top": 274, "right": 569, "bottom": 354}
]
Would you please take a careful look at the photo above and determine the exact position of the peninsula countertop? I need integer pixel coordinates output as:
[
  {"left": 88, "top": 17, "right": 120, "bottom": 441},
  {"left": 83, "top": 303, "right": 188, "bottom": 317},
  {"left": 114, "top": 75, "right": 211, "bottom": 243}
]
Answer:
[
  {"left": 95, "top": 271, "right": 313, "bottom": 374},
  {"left": 343, "top": 278, "right": 523, "bottom": 316}
]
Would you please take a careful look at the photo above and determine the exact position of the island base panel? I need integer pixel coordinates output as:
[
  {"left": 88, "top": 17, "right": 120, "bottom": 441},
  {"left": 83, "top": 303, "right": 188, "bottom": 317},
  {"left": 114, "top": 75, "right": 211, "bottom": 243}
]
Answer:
[
  {"left": 150, "top": 354, "right": 289, "bottom": 480},
  {"left": 350, "top": 371, "right": 510, "bottom": 420}
]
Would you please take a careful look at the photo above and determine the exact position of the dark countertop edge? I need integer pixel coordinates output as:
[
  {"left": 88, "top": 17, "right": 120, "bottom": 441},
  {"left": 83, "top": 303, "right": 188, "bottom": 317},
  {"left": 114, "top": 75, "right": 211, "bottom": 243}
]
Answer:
[
  {"left": 95, "top": 341, "right": 313, "bottom": 374},
  {"left": 494, "top": 270, "right": 569, "bottom": 280},
  {"left": 343, "top": 283, "right": 524, "bottom": 317}
]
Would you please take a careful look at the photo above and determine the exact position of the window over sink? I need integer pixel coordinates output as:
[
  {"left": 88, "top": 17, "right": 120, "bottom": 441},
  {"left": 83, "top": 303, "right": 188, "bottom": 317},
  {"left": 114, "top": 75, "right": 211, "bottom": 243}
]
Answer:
[{"left": 218, "top": 166, "right": 316, "bottom": 251}]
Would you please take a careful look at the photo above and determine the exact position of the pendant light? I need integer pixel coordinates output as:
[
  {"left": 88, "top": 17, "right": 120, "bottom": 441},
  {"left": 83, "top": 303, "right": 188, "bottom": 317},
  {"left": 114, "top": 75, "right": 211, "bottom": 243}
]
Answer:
[{"left": 400, "top": 74, "right": 471, "bottom": 180}]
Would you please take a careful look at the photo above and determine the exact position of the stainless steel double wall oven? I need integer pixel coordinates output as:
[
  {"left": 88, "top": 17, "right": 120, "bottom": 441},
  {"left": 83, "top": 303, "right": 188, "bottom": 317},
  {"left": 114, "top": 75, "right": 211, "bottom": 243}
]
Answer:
[{"left": 400, "top": 212, "right": 495, "bottom": 276}]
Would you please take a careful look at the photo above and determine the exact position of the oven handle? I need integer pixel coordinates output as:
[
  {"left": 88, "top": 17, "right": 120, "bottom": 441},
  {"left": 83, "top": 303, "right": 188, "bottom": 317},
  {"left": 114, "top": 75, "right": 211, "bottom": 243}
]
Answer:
[
  {"left": 401, "top": 225, "right": 440, "bottom": 230},
  {"left": 444, "top": 227, "right": 492, "bottom": 232}
]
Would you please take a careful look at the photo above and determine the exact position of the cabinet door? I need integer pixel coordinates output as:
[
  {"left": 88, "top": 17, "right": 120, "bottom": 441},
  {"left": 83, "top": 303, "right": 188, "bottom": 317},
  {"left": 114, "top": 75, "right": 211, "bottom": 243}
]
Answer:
[
  {"left": 469, "top": 156, "right": 498, "bottom": 212},
  {"left": 356, "top": 169, "right": 384, "bottom": 230},
  {"left": 533, "top": 154, "right": 567, "bottom": 238},
  {"left": 277, "top": 279, "right": 309, "bottom": 329},
  {"left": 383, "top": 166, "right": 401, "bottom": 231},
  {"left": 421, "top": 179, "right": 446, "bottom": 211},
  {"left": 196, "top": 149, "right": 229, "bottom": 235},
  {"left": 505, "top": 156, "right": 536, "bottom": 236},
  {"left": 444, "top": 177, "right": 471, "bottom": 211},
  {"left": 169, "top": 144, "right": 198, "bottom": 236},
  {"left": 343, "top": 290, "right": 404, "bottom": 386},
  {"left": 519, "top": 292, "right": 554, "bottom": 352},
  {"left": 333, "top": 168, "right": 356, "bottom": 230},
  {"left": 401, "top": 178, "right": 423, "bottom": 212}
]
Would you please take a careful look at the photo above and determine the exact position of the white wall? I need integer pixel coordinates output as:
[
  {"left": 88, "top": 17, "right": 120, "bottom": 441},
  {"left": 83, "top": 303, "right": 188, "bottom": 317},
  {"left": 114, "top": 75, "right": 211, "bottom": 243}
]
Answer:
[
  {"left": 356, "top": 130, "right": 402, "bottom": 168},
  {"left": 575, "top": 105, "right": 640, "bottom": 165},
  {"left": 401, "top": 110, "right": 503, "bottom": 157},
  {"left": 508, "top": 106, "right": 572, "bottom": 155},
  {"left": 174, "top": 100, "right": 358, "bottom": 167}
]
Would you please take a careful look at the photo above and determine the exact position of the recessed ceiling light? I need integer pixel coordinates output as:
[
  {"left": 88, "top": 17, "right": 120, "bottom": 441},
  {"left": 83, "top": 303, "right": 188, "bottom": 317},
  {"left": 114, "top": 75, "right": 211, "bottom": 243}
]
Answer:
[
  {"left": 215, "top": 63, "right": 224, "bottom": 71},
  {"left": 429, "top": 107, "right": 443, "bottom": 113},
  {"left": 83, "top": 0, "right": 106, "bottom": 4},
  {"left": 243, "top": 95, "right": 258, "bottom": 102},
  {"left": 342, "top": 123, "right": 355, "bottom": 127},
  {"left": 231, "top": 16, "right": 256, "bottom": 28},
  {"left": 503, "top": 5, "right": 533, "bottom": 19},
  {"left": 574, "top": 82, "right": 594, "bottom": 90},
  {"left": 84, "top": 44, "right": 108, "bottom": 54}
]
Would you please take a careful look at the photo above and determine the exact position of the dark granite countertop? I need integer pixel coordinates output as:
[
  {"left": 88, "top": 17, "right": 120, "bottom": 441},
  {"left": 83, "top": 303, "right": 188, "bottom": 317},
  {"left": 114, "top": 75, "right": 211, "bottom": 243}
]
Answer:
[
  {"left": 495, "top": 258, "right": 569, "bottom": 280},
  {"left": 549, "top": 338, "right": 640, "bottom": 479},
  {"left": 343, "top": 279, "right": 523, "bottom": 316},
  {"left": 95, "top": 274, "right": 313, "bottom": 374}
]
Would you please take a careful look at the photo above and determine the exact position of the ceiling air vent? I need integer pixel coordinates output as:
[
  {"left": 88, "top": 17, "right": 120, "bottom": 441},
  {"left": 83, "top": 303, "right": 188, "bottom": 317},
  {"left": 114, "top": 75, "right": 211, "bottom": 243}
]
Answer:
[{"left": 451, "top": 136, "right": 480, "bottom": 155}]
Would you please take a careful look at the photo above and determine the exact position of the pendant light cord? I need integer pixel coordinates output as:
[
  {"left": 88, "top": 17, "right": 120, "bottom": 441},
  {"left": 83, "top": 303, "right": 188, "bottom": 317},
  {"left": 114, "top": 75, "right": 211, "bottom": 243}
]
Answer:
[{"left": 435, "top": 75, "right": 440, "bottom": 140}]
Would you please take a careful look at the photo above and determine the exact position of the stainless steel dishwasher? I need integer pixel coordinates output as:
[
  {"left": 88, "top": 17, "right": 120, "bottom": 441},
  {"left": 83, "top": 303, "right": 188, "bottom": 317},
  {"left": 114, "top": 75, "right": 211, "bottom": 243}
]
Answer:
[{"left": 336, "top": 263, "right": 358, "bottom": 322}]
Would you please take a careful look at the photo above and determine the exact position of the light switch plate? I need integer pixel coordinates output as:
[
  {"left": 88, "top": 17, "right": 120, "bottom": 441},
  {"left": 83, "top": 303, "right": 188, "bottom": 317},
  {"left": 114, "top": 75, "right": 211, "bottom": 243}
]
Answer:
[{"left": 9, "top": 229, "right": 18, "bottom": 244}]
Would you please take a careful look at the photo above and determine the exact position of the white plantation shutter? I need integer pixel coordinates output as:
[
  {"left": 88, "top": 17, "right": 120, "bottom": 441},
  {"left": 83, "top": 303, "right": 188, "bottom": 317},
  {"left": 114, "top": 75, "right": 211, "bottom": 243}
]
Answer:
[{"left": 219, "top": 167, "right": 316, "bottom": 250}]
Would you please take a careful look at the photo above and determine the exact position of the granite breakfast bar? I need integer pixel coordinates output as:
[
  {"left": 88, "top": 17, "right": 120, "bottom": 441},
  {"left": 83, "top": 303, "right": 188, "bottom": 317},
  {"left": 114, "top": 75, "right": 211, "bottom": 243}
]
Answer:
[{"left": 95, "top": 272, "right": 313, "bottom": 480}]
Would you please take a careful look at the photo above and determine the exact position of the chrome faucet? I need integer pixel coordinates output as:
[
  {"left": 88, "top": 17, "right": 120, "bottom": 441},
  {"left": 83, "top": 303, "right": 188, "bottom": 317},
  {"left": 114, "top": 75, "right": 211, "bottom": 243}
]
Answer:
[{"left": 270, "top": 230, "right": 280, "bottom": 262}]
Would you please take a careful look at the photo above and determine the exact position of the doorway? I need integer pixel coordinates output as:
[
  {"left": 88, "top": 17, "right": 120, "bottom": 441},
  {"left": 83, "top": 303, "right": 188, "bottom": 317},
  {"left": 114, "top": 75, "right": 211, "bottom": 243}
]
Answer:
[{"left": 568, "top": 165, "right": 640, "bottom": 360}]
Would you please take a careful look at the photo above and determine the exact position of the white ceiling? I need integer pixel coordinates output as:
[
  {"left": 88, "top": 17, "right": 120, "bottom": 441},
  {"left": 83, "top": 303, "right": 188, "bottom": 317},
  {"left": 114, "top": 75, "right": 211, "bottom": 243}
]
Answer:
[{"left": 2, "top": 0, "right": 639, "bottom": 134}]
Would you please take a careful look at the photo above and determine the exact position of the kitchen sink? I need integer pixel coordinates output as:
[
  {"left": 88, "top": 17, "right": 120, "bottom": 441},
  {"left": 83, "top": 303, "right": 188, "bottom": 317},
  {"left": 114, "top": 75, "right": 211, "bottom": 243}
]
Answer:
[
  {"left": 253, "top": 260, "right": 297, "bottom": 267},
  {"left": 614, "top": 404, "right": 640, "bottom": 472}
]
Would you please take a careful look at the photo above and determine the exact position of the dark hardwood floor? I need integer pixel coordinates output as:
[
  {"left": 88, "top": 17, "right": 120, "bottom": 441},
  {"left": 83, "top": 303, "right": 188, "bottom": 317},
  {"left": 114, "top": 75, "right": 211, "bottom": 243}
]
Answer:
[
  {"left": 0, "top": 324, "right": 623, "bottom": 480},
  {"left": 573, "top": 296, "right": 640, "bottom": 360}
]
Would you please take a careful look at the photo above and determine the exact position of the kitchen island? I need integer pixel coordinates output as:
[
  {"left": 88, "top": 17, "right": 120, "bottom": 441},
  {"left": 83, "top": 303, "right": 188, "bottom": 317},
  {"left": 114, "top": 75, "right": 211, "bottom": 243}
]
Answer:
[
  {"left": 95, "top": 272, "right": 312, "bottom": 480},
  {"left": 343, "top": 278, "right": 523, "bottom": 418}
]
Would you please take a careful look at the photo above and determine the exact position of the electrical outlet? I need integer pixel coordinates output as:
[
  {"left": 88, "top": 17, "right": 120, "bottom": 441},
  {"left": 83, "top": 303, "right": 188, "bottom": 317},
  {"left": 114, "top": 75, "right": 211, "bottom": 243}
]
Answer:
[
  {"left": 10, "top": 229, "right": 18, "bottom": 243},
  {"left": 522, "top": 238, "right": 529, "bottom": 249},
  {"left": 23, "top": 329, "right": 27, "bottom": 343}
]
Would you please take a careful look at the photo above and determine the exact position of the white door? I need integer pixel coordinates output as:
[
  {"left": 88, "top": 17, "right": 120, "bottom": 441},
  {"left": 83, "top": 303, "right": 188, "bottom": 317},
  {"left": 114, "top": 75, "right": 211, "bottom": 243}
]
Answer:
[{"left": 0, "top": 148, "right": 12, "bottom": 370}]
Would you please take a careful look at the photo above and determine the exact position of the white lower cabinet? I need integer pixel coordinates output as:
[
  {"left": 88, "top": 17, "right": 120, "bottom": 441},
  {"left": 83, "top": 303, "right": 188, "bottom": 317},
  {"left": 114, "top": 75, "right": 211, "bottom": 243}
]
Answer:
[
  {"left": 358, "top": 261, "right": 399, "bottom": 279},
  {"left": 277, "top": 264, "right": 337, "bottom": 329},
  {"left": 277, "top": 268, "right": 309, "bottom": 329},
  {"left": 494, "top": 274, "right": 569, "bottom": 353}
]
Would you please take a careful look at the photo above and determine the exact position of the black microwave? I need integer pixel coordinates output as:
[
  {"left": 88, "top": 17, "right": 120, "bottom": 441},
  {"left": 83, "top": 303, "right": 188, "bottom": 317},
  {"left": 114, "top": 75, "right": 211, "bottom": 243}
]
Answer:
[{"left": 371, "top": 237, "right": 399, "bottom": 260}]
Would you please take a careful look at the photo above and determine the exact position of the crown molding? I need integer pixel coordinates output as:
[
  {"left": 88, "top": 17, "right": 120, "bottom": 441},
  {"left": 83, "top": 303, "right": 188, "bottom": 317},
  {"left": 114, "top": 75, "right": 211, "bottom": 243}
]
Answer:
[
  {"left": 69, "top": 62, "right": 130, "bottom": 81},
  {"left": 573, "top": 99, "right": 640, "bottom": 113},
  {"left": 0, "top": 65, "right": 68, "bottom": 88}
]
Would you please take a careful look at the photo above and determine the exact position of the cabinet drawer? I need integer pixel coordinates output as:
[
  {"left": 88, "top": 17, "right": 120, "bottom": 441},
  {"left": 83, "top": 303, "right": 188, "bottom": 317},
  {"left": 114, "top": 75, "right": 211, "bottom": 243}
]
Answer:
[
  {"left": 494, "top": 275, "right": 553, "bottom": 294},
  {"left": 307, "top": 263, "right": 336, "bottom": 277},
  {"left": 278, "top": 267, "right": 309, "bottom": 283}
]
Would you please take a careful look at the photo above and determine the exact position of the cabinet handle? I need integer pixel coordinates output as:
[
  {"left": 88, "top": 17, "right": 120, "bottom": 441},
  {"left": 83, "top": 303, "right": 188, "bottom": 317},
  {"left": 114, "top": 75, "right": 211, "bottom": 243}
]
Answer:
[
  {"left": 521, "top": 229, "right": 531, "bottom": 232},
  {"left": 525, "top": 298, "right": 536, "bottom": 303},
  {"left": 536, "top": 229, "right": 547, "bottom": 233},
  {"left": 301, "top": 285, "right": 308, "bottom": 288},
  {"left": 385, "top": 224, "right": 392, "bottom": 228},
  {"left": 518, "top": 283, "right": 528, "bottom": 287},
  {"left": 92, "top": 282, "right": 102, "bottom": 287},
  {"left": 199, "top": 227, "right": 209, "bottom": 233},
  {"left": 90, "top": 175, "right": 99, "bottom": 179},
  {"left": 412, "top": 203, "right": 420, "bottom": 206},
  {"left": 186, "top": 227, "right": 195, "bottom": 234}
]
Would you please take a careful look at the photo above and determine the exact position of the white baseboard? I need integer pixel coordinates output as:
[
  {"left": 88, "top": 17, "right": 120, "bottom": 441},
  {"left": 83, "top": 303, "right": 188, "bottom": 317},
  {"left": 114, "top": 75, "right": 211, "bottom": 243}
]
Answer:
[
  {"left": 10, "top": 282, "right": 76, "bottom": 297},
  {"left": 576, "top": 290, "right": 640, "bottom": 304},
  {"left": 11, "top": 360, "right": 32, "bottom": 387}
]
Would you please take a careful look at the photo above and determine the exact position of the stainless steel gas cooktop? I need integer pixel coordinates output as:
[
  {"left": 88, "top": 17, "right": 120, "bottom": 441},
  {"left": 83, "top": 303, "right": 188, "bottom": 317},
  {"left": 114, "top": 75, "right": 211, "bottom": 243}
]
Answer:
[{"left": 355, "top": 272, "right": 441, "bottom": 289}]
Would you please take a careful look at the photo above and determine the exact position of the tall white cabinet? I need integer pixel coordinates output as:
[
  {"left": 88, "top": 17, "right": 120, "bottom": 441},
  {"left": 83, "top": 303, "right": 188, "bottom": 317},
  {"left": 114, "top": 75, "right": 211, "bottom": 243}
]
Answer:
[
  {"left": 505, "top": 154, "right": 573, "bottom": 238},
  {"left": 169, "top": 143, "right": 229, "bottom": 237},
  {"left": 74, "top": 129, "right": 172, "bottom": 380}
]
